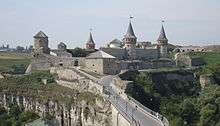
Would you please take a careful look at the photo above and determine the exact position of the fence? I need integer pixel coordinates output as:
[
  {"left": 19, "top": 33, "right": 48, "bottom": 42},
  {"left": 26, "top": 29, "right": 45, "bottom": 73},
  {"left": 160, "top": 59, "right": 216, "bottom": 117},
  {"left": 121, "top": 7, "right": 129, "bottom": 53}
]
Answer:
[{"left": 128, "top": 96, "right": 169, "bottom": 126}]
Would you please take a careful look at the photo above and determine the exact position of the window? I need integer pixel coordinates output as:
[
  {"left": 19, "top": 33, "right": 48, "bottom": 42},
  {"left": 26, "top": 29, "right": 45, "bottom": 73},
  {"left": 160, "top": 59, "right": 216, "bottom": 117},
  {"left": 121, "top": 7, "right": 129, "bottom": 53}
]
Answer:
[
  {"left": 59, "top": 63, "right": 63, "bottom": 67},
  {"left": 74, "top": 60, "right": 79, "bottom": 66}
]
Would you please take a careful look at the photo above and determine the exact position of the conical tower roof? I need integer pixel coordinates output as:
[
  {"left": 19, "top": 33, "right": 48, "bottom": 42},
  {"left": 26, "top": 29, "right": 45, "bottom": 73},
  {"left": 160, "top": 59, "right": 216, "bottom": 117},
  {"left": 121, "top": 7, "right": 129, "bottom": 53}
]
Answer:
[
  {"left": 87, "top": 32, "right": 95, "bottom": 44},
  {"left": 34, "top": 31, "right": 48, "bottom": 38},
  {"left": 158, "top": 25, "right": 168, "bottom": 41},
  {"left": 125, "top": 22, "right": 136, "bottom": 38}
]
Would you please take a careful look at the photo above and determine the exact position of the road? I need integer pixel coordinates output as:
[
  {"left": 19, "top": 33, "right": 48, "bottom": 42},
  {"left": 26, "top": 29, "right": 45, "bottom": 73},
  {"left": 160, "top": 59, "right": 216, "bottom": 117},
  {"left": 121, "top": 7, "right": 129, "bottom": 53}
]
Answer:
[{"left": 100, "top": 76, "right": 164, "bottom": 126}]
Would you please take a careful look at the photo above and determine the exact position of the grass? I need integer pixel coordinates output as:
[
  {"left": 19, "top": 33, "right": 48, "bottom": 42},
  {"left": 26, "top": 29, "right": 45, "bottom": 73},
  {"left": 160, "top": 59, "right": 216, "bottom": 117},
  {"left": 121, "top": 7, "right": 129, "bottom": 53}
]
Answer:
[
  {"left": 187, "top": 52, "right": 220, "bottom": 74},
  {"left": 0, "top": 52, "right": 31, "bottom": 73},
  {"left": 0, "top": 71, "right": 100, "bottom": 105},
  {"left": 140, "top": 67, "right": 189, "bottom": 73}
]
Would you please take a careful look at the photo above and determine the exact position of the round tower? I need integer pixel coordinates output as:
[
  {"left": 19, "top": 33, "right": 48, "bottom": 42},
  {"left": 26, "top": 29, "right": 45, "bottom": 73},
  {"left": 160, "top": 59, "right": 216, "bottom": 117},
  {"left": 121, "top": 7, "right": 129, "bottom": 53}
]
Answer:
[
  {"left": 33, "top": 31, "right": 50, "bottom": 54},
  {"left": 157, "top": 24, "right": 168, "bottom": 58},
  {"left": 58, "top": 42, "right": 67, "bottom": 51},
  {"left": 123, "top": 21, "right": 137, "bottom": 60},
  {"left": 85, "top": 32, "right": 95, "bottom": 49}
]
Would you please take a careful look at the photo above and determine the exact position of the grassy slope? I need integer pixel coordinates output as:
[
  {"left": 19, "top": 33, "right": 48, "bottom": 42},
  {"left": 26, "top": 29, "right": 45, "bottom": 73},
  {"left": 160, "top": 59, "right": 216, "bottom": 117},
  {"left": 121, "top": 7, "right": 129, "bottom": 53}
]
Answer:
[
  {"left": 187, "top": 52, "right": 220, "bottom": 74},
  {"left": 0, "top": 52, "right": 31, "bottom": 72},
  {"left": 0, "top": 71, "right": 99, "bottom": 104}
]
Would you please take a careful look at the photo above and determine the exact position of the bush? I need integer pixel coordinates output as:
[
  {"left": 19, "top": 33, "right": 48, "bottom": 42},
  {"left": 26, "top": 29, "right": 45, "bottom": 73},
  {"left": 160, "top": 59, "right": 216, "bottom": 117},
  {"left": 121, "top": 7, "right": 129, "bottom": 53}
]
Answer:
[
  {"left": 20, "top": 111, "right": 40, "bottom": 123},
  {"left": 0, "top": 104, "right": 39, "bottom": 126},
  {"left": 11, "top": 64, "right": 26, "bottom": 74}
]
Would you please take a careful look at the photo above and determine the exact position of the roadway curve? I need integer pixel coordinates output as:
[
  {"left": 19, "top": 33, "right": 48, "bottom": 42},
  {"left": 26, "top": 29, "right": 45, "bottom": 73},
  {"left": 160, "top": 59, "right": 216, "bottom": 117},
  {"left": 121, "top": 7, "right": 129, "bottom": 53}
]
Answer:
[{"left": 100, "top": 75, "right": 167, "bottom": 126}]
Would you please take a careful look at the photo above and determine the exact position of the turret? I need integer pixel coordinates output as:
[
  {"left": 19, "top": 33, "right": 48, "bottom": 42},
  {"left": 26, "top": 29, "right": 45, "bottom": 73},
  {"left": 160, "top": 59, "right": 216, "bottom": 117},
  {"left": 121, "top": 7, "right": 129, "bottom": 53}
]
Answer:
[
  {"left": 123, "top": 20, "right": 137, "bottom": 60},
  {"left": 58, "top": 42, "right": 67, "bottom": 51},
  {"left": 85, "top": 32, "right": 95, "bottom": 49},
  {"left": 33, "top": 31, "right": 50, "bottom": 54},
  {"left": 157, "top": 24, "right": 168, "bottom": 58}
]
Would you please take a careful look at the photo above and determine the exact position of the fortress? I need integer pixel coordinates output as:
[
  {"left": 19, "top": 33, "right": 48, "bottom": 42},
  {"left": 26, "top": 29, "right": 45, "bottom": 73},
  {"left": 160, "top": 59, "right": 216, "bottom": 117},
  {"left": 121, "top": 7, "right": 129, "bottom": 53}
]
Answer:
[{"left": 27, "top": 21, "right": 175, "bottom": 75}]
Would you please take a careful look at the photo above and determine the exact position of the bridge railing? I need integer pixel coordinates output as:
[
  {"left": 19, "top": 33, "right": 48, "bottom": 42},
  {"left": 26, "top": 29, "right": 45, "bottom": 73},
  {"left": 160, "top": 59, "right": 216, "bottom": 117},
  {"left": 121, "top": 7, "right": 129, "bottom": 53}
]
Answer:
[
  {"left": 128, "top": 96, "right": 169, "bottom": 126},
  {"left": 105, "top": 94, "right": 140, "bottom": 126}
]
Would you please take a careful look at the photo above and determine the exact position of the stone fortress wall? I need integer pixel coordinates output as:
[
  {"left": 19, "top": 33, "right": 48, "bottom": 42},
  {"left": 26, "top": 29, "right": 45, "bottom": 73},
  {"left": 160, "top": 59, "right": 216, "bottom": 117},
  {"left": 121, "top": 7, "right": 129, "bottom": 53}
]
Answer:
[
  {"left": 100, "top": 48, "right": 127, "bottom": 60},
  {"left": 27, "top": 51, "right": 175, "bottom": 75},
  {"left": 175, "top": 53, "right": 205, "bottom": 67},
  {"left": 26, "top": 53, "right": 85, "bottom": 73},
  {"left": 100, "top": 47, "right": 160, "bottom": 61},
  {"left": 135, "top": 48, "right": 159, "bottom": 60},
  {"left": 84, "top": 58, "right": 120, "bottom": 75}
]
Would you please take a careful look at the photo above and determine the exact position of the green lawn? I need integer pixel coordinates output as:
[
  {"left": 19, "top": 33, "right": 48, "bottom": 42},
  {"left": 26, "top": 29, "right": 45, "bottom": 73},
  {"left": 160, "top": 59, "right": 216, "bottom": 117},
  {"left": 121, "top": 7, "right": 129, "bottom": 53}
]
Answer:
[
  {"left": 0, "top": 52, "right": 31, "bottom": 73},
  {"left": 187, "top": 52, "right": 220, "bottom": 74}
]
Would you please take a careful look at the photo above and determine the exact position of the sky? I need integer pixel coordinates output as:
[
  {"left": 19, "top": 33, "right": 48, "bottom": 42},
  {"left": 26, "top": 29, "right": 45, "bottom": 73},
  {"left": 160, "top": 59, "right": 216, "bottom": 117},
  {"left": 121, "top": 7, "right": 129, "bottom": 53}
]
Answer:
[{"left": 0, "top": 0, "right": 220, "bottom": 49}]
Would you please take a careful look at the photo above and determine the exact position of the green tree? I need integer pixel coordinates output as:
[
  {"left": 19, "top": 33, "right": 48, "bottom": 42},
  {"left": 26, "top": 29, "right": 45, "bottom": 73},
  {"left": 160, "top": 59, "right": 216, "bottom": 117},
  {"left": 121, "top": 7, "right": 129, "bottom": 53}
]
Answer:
[
  {"left": 68, "top": 47, "right": 87, "bottom": 57},
  {"left": 9, "top": 104, "right": 22, "bottom": 120},
  {"left": 180, "top": 98, "right": 198, "bottom": 125},
  {"left": 199, "top": 104, "right": 217, "bottom": 126},
  {"left": 20, "top": 111, "right": 39, "bottom": 123}
]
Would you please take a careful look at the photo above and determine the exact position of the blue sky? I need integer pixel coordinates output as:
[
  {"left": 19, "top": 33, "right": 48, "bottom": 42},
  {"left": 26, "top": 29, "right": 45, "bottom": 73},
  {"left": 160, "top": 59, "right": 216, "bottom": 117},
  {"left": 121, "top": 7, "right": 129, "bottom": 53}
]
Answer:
[{"left": 0, "top": 0, "right": 219, "bottom": 48}]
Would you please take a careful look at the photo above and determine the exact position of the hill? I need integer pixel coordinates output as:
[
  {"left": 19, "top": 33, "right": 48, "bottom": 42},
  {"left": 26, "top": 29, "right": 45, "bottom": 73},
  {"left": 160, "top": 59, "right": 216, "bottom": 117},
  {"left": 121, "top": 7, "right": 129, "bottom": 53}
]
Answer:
[{"left": 0, "top": 52, "right": 31, "bottom": 74}]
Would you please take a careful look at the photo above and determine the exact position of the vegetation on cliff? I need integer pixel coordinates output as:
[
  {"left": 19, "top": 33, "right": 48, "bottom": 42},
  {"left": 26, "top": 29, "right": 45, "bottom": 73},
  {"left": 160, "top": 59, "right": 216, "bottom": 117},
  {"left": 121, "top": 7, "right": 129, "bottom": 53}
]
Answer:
[
  {"left": 124, "top": 69, "right": 220, "bottom": 126},
  {"left": 0, "top": 104, "right": 39, "bottom": 126},
  {"left": 0, "top": 70, "right": 110, "bottom": 125},
  {"left": 187, "top": 52, "right": 220, "bottom": 74},
  {"left": 0, "top": 71, "right": 99, "bottom": 104}
]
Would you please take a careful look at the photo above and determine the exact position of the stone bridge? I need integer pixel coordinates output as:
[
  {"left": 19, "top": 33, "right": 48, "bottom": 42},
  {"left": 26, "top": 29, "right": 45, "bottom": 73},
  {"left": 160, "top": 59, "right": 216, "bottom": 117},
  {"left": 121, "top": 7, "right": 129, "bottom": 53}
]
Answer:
[{"left": 64, "top": 67, "right": 169, "bottom": 126}]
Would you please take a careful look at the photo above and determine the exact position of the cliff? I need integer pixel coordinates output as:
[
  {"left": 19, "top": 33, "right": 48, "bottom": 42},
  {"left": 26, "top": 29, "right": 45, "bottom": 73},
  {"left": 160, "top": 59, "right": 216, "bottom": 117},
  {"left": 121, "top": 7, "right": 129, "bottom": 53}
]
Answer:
[{"left": 0, "top": 71, "right": 112, "bottom": 126}]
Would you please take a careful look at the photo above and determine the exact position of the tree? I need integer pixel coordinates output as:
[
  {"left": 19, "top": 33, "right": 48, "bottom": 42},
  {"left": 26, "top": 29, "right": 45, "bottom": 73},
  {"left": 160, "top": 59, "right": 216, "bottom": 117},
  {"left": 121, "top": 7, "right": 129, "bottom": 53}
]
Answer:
[
  {"left": 197, "top": 85, "right": 220, "bottom": 126},
  {"left": 68, "top": 47, "right": 87, "bottom": 57},
  {"left": 9, "top": 104, "right": 22, "bottom": 120},
  {"left": 199, "top": 104, "right": 217, "bottom": 126},
  {"left": 20, "top": 110, "right": 39, "bottom": 123},
  {"left": 16, "top": 46, "right": 25, "bottom": 52},
  {"left": 180, "top": 98, "right": 198, "bottom": 125}
]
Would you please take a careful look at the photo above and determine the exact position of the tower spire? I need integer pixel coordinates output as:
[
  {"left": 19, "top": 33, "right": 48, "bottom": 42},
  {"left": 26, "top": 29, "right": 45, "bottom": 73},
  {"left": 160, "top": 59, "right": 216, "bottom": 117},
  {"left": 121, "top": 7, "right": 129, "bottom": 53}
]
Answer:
[
  {"left": 125, "top": 16, "right": 136, "bottom": 37},
  {"left": 87, "top": 32, "right": 94, "bottom": 44},
  {"left": 158, "top": 20, "right": 168, "bottom": 41},
  {"left": 86, "top": 28, "right": 95, "bottom": 49},
  {"left": 157, "top": 20, "right": 169, "bottom": 58},
  {"left": 123, "top": 15, "right": 137, "bottom": 60}
]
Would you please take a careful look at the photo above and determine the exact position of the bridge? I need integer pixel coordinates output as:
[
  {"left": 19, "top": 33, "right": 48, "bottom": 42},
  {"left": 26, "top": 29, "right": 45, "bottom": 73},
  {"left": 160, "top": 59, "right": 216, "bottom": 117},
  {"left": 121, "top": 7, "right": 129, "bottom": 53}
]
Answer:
[{"left": 72, "top": 67, "right": 169, "bottom": 126}]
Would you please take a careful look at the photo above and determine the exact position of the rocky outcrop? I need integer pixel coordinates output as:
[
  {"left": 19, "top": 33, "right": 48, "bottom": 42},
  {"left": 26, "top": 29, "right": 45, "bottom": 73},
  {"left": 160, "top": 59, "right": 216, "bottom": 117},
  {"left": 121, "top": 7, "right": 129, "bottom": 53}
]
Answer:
[
  {"left": 0, "top": 74, "right": 4, "bottom": 79},
  {"left": 51, "top": 67, "right": 103, "bottom": 95},
  {"left": 175, "top": 53, "right": 205, "bottom": 67},
  {"left": 0, "top": 94, "right": 112, "bottom": 126},
  {"left": 200, "top": 74, "right": 215, "bottom": 88}
]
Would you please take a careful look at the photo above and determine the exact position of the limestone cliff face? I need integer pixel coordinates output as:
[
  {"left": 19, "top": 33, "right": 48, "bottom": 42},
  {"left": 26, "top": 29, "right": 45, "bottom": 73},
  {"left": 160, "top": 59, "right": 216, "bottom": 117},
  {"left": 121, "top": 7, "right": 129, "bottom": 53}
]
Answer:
[
  {"left": 120, "top": 70, "right": 197, "bottom": 96},
  {"left": 51, "top": 67, "right": 103, "bottom": 95},
  {"left": 150, "top": 71, "right": 196, "bottom": 95},
  {"left": 200, "top": 74, "right": 215, "bottom": 88},
  {"left": 0, "top": 94, "right": 112, "bottom": 126},
  {"left": 154, "top": 72, "right": 195, "bottom": 82}
]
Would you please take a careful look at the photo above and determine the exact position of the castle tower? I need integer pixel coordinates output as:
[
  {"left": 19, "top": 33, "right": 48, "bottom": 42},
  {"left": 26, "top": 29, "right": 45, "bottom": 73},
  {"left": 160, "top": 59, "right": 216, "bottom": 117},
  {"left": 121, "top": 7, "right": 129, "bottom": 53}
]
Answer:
[
  {"left": 58, "top": 42, "right": 67, "bottom": 51},
  {"left": 33, "top": 31, "right": 50, "bottom": 54},
  {"left": 157, "top": 24, "right": 168, "bottom": 58},
  {"left": 123, "top": 20, "right": 137, "bottom": 60},
  {"left": 85, "top": 32, "right": 95, "bottom": 49}
]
